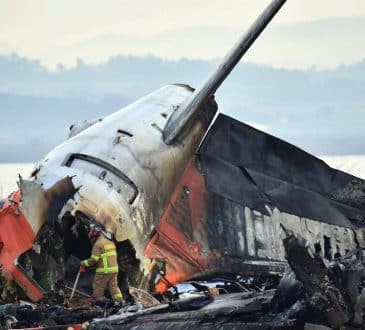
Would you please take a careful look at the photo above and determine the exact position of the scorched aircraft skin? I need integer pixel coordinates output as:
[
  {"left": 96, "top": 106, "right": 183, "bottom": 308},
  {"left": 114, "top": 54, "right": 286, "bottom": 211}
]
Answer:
[{"left": 1, "top": 0, "right": 365, "bottom": 302}]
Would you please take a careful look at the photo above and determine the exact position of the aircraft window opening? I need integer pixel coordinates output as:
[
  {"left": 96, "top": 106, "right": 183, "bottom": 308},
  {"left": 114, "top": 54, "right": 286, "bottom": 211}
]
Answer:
[
  {"left": 98, "top": 170, "right": 107, "bottom": 180},
  {"left": 334, "top": 245, "right": 341, "bottom": 259},
  {"left": 324, "top": 235, "right": 332, "bottom": 260},
  {"left": 151, "top": 123, "right": 163, "bottom": 133},
  {"left": 117, "top": 129, "right": 133, "bottom": 137},
  {"left": 65, "top": 154, "right": 138, "bottom": 204},
  {"left": 30, "top": 166, "right": 41, "bottom": 178},
  {"left": 314, "top": 242, "right": 321, "bottom": 256}
]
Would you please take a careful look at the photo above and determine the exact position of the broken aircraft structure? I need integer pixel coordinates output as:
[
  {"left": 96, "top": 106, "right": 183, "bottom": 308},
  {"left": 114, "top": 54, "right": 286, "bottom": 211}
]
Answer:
[{"left": 1, "top": 0, "right": 365, "bottom": 327}]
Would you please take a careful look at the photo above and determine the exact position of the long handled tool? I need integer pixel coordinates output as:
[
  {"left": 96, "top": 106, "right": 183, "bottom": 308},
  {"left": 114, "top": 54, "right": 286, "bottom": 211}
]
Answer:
[
  {"left": 70, "top": 270, "right": 81, "bottom": 301},
  {"left": 70, "top": 266, "right": 85, "bottom": 300}
]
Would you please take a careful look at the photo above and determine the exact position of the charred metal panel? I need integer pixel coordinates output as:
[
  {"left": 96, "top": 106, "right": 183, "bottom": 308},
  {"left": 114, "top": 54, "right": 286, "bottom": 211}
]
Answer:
[
  {"left": 198, "top": 114, "right": 365, "bottom": 228},
  {"left": 199, "top": 155, "right": 271, "bottom": 215},
  {"left": 146, "top": 114, "right": 365, "bottom": 293},
  {"left": 19, "top": 176, "right": 77, "bottom": 232},
  {"left": 145, "top": 160, "right": 210, "bottom": 293},
  {"left": 205, "top": 197, "right": 289, "bottom": 272},
  {"left": 145, "top": 158, "right": 287, "bottom": 293}
]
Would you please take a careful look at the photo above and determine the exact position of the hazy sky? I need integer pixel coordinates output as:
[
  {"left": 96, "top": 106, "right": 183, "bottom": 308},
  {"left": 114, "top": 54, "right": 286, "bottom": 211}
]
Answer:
[
  {"left": 1, "top": 1, "right": 365, "bottom": 68},
  {"left": 1, "top": 1, "right": 365, "bottom": 160}
]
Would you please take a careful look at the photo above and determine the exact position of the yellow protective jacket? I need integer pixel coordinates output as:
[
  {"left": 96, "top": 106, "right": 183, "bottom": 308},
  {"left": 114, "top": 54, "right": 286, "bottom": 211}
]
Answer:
[{"left": 81, "top": 235, "right": 119, "bottom": 274}]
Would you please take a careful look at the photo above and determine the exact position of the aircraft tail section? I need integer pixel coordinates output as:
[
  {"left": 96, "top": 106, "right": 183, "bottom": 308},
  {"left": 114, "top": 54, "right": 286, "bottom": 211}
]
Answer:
[
  {"left": 146, "top": 114, "right": 365, "bottom": 293},
  {"left": 163, "top": 0, "right": 286, "bottom": 144}
]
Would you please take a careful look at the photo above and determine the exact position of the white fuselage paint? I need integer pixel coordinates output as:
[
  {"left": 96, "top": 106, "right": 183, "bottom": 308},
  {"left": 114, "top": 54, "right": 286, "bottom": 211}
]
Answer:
[{"left": 31, "top": 85, "right": 205, "bottom": 274}]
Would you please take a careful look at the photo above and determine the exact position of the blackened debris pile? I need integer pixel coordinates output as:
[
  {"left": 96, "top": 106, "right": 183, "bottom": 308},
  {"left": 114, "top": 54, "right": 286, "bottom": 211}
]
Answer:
[
  {"left": 1, "top": 234, "right": 365, "bottom": 329},
  {"left": 272, "top": 234, "right": 365, "bottom": 328},
  {"left": 0, "top": 302, "right": 104, "bottom": 329}
]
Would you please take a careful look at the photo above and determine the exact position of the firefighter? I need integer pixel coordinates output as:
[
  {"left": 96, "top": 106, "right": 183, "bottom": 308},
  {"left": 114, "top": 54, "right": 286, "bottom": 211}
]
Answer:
[{"left": 80, "top": 226, "right": 123, "bottom": 302}]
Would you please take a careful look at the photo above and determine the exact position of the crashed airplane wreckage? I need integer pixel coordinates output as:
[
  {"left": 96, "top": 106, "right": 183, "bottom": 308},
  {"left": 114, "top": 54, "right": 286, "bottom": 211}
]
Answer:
[{"left": 2, "top": 0, "right": 365, "bottom": 328}]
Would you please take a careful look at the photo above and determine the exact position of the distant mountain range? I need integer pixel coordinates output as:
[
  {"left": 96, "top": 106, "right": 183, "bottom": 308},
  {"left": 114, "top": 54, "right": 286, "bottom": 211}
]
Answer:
[
  {"left": 1, "top": 53, "right": 365, "bottom": 162},
  {"left": 1, "top": 17, "right": 364, "bottom": 69},
  {"left": 68, "top": 17, "right": 365, "bottom": 69}
]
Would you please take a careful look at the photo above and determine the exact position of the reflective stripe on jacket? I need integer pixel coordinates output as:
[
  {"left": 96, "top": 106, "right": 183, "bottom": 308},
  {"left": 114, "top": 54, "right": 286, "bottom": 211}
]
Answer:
[{"left": 82, "top": 235, "right": 119, "bottom": 274}]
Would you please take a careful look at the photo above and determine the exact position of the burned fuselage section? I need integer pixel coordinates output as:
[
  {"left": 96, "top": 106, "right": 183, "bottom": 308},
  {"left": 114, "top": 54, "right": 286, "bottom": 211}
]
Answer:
[
  {"left": 0, "top": 84, "right": 218, "bottom": 301},
  {"left": 146, "top": 114, "right": 365, "bottom": 293},
  {"left": 0, "top": 0, "right": 296, "bottom": 304},
  {"left": 2, "top": 98, "right": 365, "bottom": 306},
  {"left": 2, "top": 107, "right": 365, "bottom": 304},
  {"left": 1, "top": 4, "right": 365, "bottom": 327}
]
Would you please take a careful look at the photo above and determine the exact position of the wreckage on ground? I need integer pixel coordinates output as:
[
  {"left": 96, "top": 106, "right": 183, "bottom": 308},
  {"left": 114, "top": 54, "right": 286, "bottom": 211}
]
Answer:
[{"left": 1, "top": 0, "right": 365, "bottom": 328}]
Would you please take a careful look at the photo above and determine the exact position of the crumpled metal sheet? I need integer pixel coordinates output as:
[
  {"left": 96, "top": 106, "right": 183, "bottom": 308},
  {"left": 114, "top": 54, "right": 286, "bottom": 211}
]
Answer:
[
  {"left": 89, "top": 291, "right": 276, "bottom": 330},
  {"left": 146, "top": 114, "right": 365, "bottom": 293},
  {"left": 145, "top": 160, "right": 211, "bottom": 293},
  {"left": 198, "top": 114, "right": 365, "bottom": 228},
  {"left": 282, "top": 235, "right": 351, "bottom": 328},
  {"left": 19, "top": 176, "right": 78, "bottom": 233},
  {"left": 0, "top": 177, "right": 78, "bottom": 302},
  {"left": 276, "top": 234, "right": 365, "bottom": 328}
]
